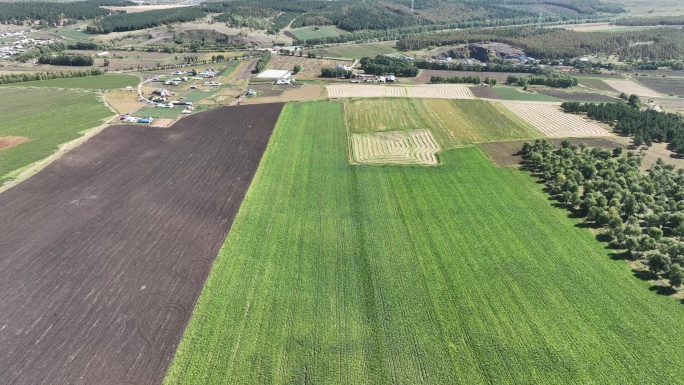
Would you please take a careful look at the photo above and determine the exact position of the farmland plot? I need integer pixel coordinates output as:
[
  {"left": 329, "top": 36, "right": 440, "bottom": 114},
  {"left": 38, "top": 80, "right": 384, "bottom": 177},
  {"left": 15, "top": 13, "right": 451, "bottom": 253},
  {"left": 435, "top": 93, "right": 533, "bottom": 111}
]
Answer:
[
  {"left": 327, "top": 84, "right": 473, "bottom": 99},
  {"left": 167, "top": 101, "right": 684, "bottom": 384},
  {"left": 635, "top": 77, "right": 684, "bottom": 97},
  {"left": 351, "top": 129, "right": 440, "bottom": 165},
  {"left": 602, "top": 79, "right": 662, "bottom": 98},
  {"left": 345, "top": 98, "right": 540, "bottom": 148},
  {"left": 501, "top": 101, "right": 609, "bottom": 137},
  {"left": 0, "top": 104, "right": 283, "bottom": 384}
]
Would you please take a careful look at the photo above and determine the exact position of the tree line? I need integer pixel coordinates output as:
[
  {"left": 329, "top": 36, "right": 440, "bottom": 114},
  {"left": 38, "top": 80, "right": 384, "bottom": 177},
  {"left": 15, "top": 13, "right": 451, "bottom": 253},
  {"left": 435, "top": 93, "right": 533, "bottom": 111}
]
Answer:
[
  {"left": 254, "top": 52, "right": 271, "bottom": 74},
  {"left": 616, "top": 16, "right": 684, "bottom": 26},
  {"left": 507, "top": 73, "right": 578, "bottom": 88},
  {"left": 360, "top": 55, "right": 419, "bottom": 77},
  {"left": 320, "top": 67, "right": 351, "bottom": 78},
  {"left": 38, "top": 53, "right": 93, "bottom": 66},
  {"left": 86, "top": 6, "right": 207, "bottom": 34},
  {"left": 397, "top": 27, "right": 684, "bottom": 61},
  {"left": 430, "top": 75, "right": 481, "bottom": 84},
  {"left": 0, "top": 68, "right": 104, "bottom": 85},
  {"left": 561, "top": 100, "right": 684, "bottom": 153},
  {"left": 522, "top": 140, "right": 684, "bottom": 290}
]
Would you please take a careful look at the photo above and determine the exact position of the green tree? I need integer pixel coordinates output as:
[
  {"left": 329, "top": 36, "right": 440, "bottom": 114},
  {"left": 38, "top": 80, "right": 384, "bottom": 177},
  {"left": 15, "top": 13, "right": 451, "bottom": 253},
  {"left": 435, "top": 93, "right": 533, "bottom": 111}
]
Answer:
[{"left": 668, "top": 264, "right": 684, "bottom": 288}]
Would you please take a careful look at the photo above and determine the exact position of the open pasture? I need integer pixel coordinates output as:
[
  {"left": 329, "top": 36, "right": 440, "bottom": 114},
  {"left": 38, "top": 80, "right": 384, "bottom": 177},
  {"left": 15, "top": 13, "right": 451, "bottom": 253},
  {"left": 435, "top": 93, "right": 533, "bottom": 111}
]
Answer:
[
  {"left": 0, "top": 103, "right": 283, "bottom": 384},
  {"left": 167, "top": 101, "right": 684, "bottom": 384},
  {"left": 635, "top": 77, "right": 684, "bottom": 97},
  {"left": 317, "top": 41, "right": 398, "bottom": 59},
  {"left": 501, "top": 101, "right": 610, "bottom": 137},
  {"left": 0, "top": 88, "right": 111, "bottom": 183},
  {"left": 135, "top": 106, "right": 182, "bottom": 119},
  {"left": 267, "top": 56, "right": 351, "bottom": 79},
  {"left": 578, "top": 78, "right": 619, "bottom": 92},
  {"left": 287, "top": 26, "right": 342, "bottom": 41},
  {"left": 351, "top": 129, "right": 440, "bottom": 165},
  {"left": 1, "top": 74, "right": 139, "bottom": 90},
  {"left": 105, "top": 89, "right": 145, "bottom": 114},
  {"left": 603, "top": 79, "right": 662, "bottom": 98},
  {"left": 344, "top": 98, "right": 540, "bottom": 148}
]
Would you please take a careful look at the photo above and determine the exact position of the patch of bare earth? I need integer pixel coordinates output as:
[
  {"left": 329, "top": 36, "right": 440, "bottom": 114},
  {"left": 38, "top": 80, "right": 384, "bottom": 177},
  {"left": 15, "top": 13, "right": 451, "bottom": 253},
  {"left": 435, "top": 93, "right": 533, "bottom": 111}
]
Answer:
[
  {"left": 479, "top": 138, "right": 621, "bottom": 167},
  {"left": 0, "top": 136, "right": 31, "bottom": 150},
  {"left": 149, "top": 118, "right": 176, "bottom": 128}
]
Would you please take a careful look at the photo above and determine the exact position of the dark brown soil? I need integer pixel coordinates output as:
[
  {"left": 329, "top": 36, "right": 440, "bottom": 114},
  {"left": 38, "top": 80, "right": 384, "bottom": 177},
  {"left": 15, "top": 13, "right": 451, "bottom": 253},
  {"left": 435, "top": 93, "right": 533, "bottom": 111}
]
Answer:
[
  {"left": 232, "top": 59, "right": 257, "bottom": 82},
  {"left": 635, "top": 77, "right": 684, "bottom": 98},
  {"left": 536, "top": 89, "right": 619, "bottom": 102},
  {"left": 479, "top": 137, "right": 621, "bottom": 167},
  {"left": 470, "top": 87, "right": 502, "bottom": 99},
  {"left": 0, "top": 103, "right": 284, "bottom": 385},
  {"left": 0, "top": 136, "right": 31, "bottom": 150}
]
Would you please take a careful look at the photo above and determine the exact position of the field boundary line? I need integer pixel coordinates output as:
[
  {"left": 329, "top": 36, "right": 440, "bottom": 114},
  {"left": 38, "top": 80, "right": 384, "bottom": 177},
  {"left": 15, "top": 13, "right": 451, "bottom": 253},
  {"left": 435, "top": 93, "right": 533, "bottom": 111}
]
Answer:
[{"left": 0, "top": 113, "right": 117, "bottom": 194}]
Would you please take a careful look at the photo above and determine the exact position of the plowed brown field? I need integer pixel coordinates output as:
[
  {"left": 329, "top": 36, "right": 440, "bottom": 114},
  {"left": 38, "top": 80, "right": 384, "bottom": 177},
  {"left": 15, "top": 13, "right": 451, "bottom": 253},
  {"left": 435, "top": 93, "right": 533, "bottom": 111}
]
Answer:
[{"left": 0, "top": 103, "right": 283, "bottom": 384}]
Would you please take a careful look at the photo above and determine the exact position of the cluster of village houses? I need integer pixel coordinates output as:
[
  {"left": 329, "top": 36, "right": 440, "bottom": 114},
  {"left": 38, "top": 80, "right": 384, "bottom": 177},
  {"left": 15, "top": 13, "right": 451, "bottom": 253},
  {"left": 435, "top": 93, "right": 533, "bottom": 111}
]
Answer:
[{"left": 0, "top": 32, "right": 55, "bottom": 59}]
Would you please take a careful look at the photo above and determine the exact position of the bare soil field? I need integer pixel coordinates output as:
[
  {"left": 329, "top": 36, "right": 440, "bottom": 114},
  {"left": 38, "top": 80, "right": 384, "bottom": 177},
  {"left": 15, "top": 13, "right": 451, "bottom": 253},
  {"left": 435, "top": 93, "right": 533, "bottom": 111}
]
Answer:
[
  {"left": 470, "top": 87, "right": 502, "bottom": 99},
  {"left": 327, "top": 84, "right": 474, "bottom": 99},
  {"left": 0, "top": 103, "right": 283, "bottom": 385},
  {"left": 501, "top": 102, "right": 609, "bottom": 137},
  {"left": 267, "top": 56, "right": 351, "bottom": 79},
  {"left": 565, "top": 22, "right": 623, "bottom": 31},
  {"left": 479, "top": 138, "right": 621, "bottom": 167},
  {"left": 536, "top": 89, "right": 619, "bottom": 102},
  {"left": 230, "top": 60, "right": 257, "bottom": 85},
  {"left": 657, "top": 98, "right": 684, "bottom": 114},
  {"left": 0, "top": 136, "right": 31, "bottom": 150},
  {"left": 621, "top": 70, "right": 684, "bottom": 77},
  {"left": 635, "top": 77, "right": 684, "bottom": 97},
  {"left": 350, "top": 129, "right": 441, "bottom": 165},
  {"left": 241, "top": 84, "right": 325, "bottom": 104},
  {"left": 415, "top": 70, "right": 516, "bottom": 84},
  {"left": 602, "top": 79, "right": 662, "bottom": 98}
]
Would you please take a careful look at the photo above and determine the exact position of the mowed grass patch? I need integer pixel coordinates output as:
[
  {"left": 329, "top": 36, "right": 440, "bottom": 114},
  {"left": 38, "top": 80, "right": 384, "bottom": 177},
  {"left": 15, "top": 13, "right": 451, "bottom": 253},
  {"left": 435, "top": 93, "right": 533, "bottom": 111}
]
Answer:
[
  {"left": 320, "top": 41, "right": 398, "bottom": 59},
  {"left": 0, "top": 88, "right": 112, "bottom": 182},
  {"left": 289, "top": 26, "right": 341, "bottom": 41},
  {"left": 493, "top": 87, "right": 561, "bottom": 101},
  {"left": 166, "top": 101, "right": 684, "bottom": 384},
  {"left": 344, "top": 98, "right": 541, "bottom": 148},
  {"left": 1, "top": 74, "right": 139, "bottom": 90},
  {"left": 135, "top": 106, "right": 181, "bottom": 119}
]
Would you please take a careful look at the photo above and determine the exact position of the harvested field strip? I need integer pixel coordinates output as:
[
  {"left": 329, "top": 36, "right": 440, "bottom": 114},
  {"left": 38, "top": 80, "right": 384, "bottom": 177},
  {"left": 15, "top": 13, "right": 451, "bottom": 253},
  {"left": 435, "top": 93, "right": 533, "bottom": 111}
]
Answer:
[
  {"left": 166, "top": 102, "right": 684, "bottom": 383},
  {"left": 536, "top": 89, "right": 619, "bottom": 102},
  {"left": 501, "top": 101, "right": 609, "bottom": 137},
  {"left": 405, "top": 85, "right": 474, "bottom": 99},
  {"left": 345, "top": 98, "right": 540, "bottom": 149},
  {"left": 0, "top": 103, "right": 283, "bottom": 384},
  {"left": 0, "top": 88, "right": 112, "bottom": 183},
  {"left": 635, "top": 77, "right": 684, "bottom": 97},
  {"left": 602, "top": 80, "right": 662, "bottom": 98},
  {"left": 0, "top": 136, "right": 31, "bottom": 150},
  {"left": 351, "top": 129, "right": 440, "bottom": 165},
  {"left": 578, "top": 78, "right": 619, "bottom": 92},
  {"left": 327, "top": 84, "right": 474, "bottom": 99}
]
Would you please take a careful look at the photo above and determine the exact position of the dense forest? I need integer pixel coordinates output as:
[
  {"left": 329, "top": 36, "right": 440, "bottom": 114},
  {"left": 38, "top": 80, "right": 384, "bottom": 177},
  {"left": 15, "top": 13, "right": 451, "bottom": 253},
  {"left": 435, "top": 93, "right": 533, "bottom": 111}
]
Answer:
[
  {"left": 616, "top": 16, "right": 684, "bottom": 26},
  {"left": 0, "top": 1, "right": 131, "bottom": 25},
  {"left": 522, "top": 140, "right": 684, "bottom": 290},
  {"left": 397, "top": 27, "right": 684, "bottom": 60},
  {"left": 359, "top": 55, "right": 419, "bottom": 77},
  {"left": 86, "top": 7, "right": 208, "bottom": 34},
  {"left": 561, "top": 101, "right": 684, "bottom": 153},
  {"left": 0, "top": 69, "right": 105, "bottom": 85}
]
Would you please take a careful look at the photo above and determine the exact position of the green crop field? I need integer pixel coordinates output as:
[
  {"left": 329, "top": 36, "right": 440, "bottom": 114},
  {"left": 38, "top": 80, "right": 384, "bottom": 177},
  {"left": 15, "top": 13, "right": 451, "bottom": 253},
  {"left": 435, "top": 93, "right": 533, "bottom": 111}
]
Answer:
[
  {"left": 135, "top": 106, "right": 181, "bottom": 119},
  {"left": 166, "top": 101, "right": 684, "bottom": 384},
  {"left": 345, "top": 98, "right": 541, "bottom": 148},
  {"left": 493, "top": 87, "right": 561, "bottom": 101},
  {"left": 218, "top": 60, "right": 241, "bottom": 81},
  {"left": 0, "top": 88, "right": 112, "bottom": 183},
  {"left": 320, "top": 41, "right": 398, "bottom": 59},
  {"left": 183, "top": 90, "right": 219, "bottom": 103},
  {"left": 1, "top": 74, "right": 139, "bottom": 90},
  {"left": 289, "top": 26, "right": 341, "bottom": 41}
]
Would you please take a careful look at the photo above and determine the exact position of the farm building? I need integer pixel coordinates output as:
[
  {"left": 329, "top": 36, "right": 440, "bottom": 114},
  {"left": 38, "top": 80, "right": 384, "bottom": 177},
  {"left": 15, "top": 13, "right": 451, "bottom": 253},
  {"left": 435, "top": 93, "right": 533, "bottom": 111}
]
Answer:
[{"left": 152, "top": 89, "right": 171, "bottom": 96}]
